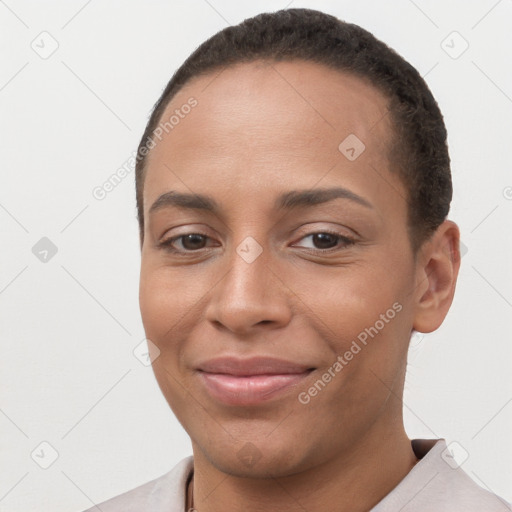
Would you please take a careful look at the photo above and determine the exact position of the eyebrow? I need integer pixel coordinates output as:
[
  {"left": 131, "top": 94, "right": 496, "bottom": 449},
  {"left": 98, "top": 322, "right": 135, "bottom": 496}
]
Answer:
[{"left": 148, "top": 187, "right": 373, "bottom": 215}]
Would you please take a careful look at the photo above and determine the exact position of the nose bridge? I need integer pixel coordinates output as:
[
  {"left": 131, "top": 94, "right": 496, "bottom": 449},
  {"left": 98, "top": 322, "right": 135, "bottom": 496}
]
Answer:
[
  {"left": 206, "top": 235, "right": 290, "bottom": 333},
  {"left": 228, "top": 238, "right": 269, "bottom": 300}
]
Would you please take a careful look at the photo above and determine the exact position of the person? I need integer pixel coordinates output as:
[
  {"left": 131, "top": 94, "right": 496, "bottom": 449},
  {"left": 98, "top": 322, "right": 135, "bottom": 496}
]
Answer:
[{"left": 82, "top": 8, "right": 510, "bottom": 512}]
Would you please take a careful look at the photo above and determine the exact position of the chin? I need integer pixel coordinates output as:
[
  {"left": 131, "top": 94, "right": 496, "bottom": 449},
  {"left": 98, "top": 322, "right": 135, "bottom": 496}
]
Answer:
[{"left": 195, "top": 434, "right": 314, "bottom": 479}]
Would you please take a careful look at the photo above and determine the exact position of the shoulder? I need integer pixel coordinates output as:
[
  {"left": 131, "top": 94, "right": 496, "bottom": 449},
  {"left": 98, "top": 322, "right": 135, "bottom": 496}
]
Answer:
[
  {"left": 80, "top": 456, "right": 193, "bottom": 512},
  {"left": 445, "top": 471, "right": 511, "bottom": 510},
  {"left": 373, "top": 439, "right": 511, "bottom": 512}
]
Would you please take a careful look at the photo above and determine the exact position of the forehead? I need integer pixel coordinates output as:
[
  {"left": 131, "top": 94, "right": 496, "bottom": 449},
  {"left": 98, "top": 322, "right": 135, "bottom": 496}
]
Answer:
[
  {"left": 143, "top": 59, "right": 401, "bottom": 216},
  {"left": 158, "top": 59, "right": 390, "bottom": 149}
]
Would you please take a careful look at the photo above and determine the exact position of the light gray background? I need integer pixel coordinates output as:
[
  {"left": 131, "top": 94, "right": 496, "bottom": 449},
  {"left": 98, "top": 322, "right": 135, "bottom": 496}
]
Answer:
[{"left": 1, "top": 1, "right": 511, "bottom": 510}]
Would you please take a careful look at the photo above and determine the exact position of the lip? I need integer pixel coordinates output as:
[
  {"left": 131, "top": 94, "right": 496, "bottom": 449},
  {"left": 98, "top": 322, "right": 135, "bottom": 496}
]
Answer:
[
  {"left": 198, "top": 356, "right": 314, "bottom": 376},
  {"left": 197, "top": 356, "right": 315, "bottom": 406}
]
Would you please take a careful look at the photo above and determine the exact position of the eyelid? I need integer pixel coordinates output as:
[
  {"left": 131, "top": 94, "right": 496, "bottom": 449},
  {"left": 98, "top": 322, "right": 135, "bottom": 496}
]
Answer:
[
  {"left": 291, "top": 230, "right": 356, "bottom": 251},
  {"left": 290, "top": 222, "right": 359, "bottom": 243}
]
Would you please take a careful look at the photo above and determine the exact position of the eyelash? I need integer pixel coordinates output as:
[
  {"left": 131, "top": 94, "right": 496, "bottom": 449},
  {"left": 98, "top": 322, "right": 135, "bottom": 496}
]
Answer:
[{"left": 158, "top": 230, "right": 356, "bottom": 255}]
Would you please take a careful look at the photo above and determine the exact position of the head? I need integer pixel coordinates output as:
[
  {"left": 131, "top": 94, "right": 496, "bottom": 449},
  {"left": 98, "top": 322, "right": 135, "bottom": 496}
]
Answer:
[{"left": 137, "top": 8, "right": 460, "bottom": 478}]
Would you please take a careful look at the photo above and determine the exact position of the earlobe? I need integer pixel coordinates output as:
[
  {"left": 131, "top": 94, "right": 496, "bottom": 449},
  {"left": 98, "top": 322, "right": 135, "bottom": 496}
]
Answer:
[{"left": 412, "top": 220, "right": 461, "bottom": 334}]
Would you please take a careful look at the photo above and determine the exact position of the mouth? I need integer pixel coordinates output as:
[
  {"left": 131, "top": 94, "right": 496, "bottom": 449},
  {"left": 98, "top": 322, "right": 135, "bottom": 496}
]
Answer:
[{"left": 196, "top": 356, "right": 315, "bottom": 406}]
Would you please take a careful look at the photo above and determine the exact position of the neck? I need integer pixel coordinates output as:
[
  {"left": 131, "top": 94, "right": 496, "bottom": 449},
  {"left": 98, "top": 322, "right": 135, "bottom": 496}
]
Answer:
[{"left": 189, "top": 423, "right": 417, "bottom": 512}]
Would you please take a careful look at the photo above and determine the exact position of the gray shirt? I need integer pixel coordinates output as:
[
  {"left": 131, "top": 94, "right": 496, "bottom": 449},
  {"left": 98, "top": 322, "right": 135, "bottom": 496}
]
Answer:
[{"left": 82, "top": 439, "right": 510, "bottom": 511}]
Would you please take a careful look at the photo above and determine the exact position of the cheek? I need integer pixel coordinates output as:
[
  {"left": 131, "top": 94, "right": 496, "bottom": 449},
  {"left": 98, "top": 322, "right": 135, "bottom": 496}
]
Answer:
[
  {"left": 139, "top": 270, "right": 170, "bottom": 340},
  {"left": 139, "top": 264, "right": 203, "bottom": 340},
  {"left": 295, "top": 273, "right": 409, "bottom": 430},
  {"left": 297, "top": 266, "right": 398, "bottom": 331},
  {"left": 294, "top": 264, "right": 410, "bottom": 380},
  {"left": 139, "top": 266, "right": 198, "bottom": 414}
]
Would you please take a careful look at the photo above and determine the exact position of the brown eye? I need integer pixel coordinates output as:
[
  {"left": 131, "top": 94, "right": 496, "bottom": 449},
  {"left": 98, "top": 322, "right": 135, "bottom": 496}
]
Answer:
[
  {"left": 293, "top": 231, "right": 355, "bottom": 252},
  {"left": 159, "top": 233, "right": 214, "bottom": 252},
  {"left": 180, "top": 234, "right": 208, "bottom": 250},
  {"left": 311, "top": 233, "right": 339, "bottom": 249}
]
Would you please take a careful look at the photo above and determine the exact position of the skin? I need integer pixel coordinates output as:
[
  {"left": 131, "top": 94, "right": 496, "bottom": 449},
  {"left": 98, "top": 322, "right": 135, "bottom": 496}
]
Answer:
[{"left": 139, "top": 59, "right": 461, "bottom": 512}]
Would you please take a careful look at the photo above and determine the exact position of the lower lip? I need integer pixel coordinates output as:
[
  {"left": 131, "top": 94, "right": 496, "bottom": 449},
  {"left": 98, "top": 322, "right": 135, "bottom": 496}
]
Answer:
[{"left": 198, "top": 371, "right": 312, "bottom": 406}]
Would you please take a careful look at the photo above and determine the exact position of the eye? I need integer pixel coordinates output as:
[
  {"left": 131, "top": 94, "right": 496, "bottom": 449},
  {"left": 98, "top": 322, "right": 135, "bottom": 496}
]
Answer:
[
  {"left": 292, "top": 231, "right": 355, "bottom": 252},
  {"left": 158, "top": 230, "right": 355, "bottom": 254},
  {"left": 159, "top": 233, "right": 217, "bottom": 253}
]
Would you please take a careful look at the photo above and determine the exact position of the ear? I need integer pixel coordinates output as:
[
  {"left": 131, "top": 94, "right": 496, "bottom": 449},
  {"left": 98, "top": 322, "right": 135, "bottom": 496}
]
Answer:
[{"left": 412, "top": 220, "right": 461, "bottom": 333}]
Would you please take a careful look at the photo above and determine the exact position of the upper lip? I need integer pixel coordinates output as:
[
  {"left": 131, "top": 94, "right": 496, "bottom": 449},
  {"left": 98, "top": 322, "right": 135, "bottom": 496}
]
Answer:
[{"left": 197, "top": 356, "right": 314, "bottom": 376}]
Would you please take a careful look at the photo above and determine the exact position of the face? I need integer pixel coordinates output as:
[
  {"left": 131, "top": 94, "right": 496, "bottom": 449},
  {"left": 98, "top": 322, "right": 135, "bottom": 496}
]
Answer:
[{"left": 139, "top": 60, "right": 421, "bottom": 477}]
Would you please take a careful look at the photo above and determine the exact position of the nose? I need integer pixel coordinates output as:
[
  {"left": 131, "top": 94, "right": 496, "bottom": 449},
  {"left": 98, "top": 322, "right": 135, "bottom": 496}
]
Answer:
[{"left": 205, "top": 241, "right": 292, "bottom": 336}]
